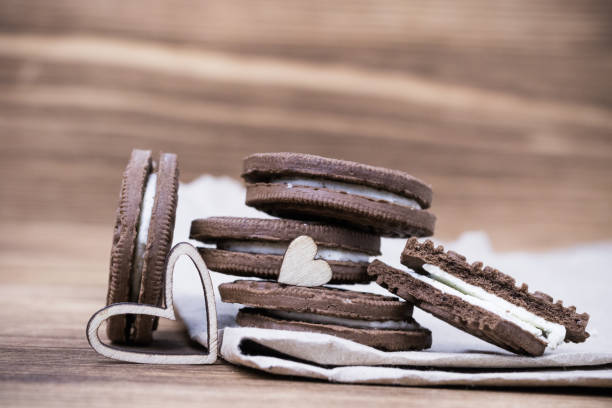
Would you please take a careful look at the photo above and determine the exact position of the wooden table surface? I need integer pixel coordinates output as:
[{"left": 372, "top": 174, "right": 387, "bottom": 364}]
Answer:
[{"left": 1, "top": 1, "right": 611, "bottom": 406}]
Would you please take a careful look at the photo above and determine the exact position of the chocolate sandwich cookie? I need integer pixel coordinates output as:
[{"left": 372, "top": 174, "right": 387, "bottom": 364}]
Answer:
[
  {"left": 242, "top": 152, "right": 436, "bottom": 238},
  {"left": 106, "top": 149, "right": 179, "bottom": 344},
  {"left": 190, "top": 217, "right": 381, "bottom": 283},
  {"left": 219, "top": 280, "right": 432, "bottom": 351},
  {"left": 368, "top": 239, "right": 590, "bottom": 356}
]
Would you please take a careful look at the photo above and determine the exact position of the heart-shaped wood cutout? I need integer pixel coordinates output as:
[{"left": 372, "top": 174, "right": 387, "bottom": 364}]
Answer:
[
  {"left": 278, "top": 235, "right": 332, "bottom": 287},
  {"left": 86, "top": 242, "right": 218, "bottom": 364}
]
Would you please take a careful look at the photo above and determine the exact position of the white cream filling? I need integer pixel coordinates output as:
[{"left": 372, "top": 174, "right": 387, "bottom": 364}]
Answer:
[
  {"left": 218, "top": 240, "right": 370, "bottom": 263},
  {"left": 130, "top": 173, "right": 157, "bottom": 302},
  {"left": 273, "top": 177, "right": 422, "bottom": 209},
  {"left": 267, "top": 310, "right": 419, "bottom": 330},
  {"left": 405, "top": 264, "right": 566, "bottom": 351}
]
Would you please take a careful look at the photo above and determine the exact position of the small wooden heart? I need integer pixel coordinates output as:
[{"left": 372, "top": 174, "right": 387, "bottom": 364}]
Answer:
[
  {"left": 86, "top": 243, "right": 218, "bottom": 364},
  {"left": 278, "top": 235, "right": 332, "bottom": 287}
]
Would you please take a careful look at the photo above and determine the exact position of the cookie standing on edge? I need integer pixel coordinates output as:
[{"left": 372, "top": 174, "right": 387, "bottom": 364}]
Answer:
[
  {"left": 242, "top": 153, "right": 436, "bottom": 237},
  {"left": 368, "top": 239, "right": 590, "bottom": 356},
  {"left": 190, "top": 217, "right": 381, "bottom": 283},
  {"left": 106, "top": 149, "right": 179, "bottom": 344},
  {"left": 219, "top": 280, "right": 432, "bottom": 351}
]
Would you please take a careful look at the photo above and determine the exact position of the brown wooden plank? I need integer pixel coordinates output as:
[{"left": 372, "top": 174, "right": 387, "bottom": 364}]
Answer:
[
  {"left": 0, "top": 35, "right": 611, "bottom": 249},
  {"left": 1, "top": 1, "right": 611, "bottom": 107}
]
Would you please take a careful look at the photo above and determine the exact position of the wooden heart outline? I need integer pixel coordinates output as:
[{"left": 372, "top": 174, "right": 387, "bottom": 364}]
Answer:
[
  {"left": 278, "top": 235, "right": 332, "bottom": 287},
  {"left": 86, "top": 242, "right": 218, "bottom": 364}
]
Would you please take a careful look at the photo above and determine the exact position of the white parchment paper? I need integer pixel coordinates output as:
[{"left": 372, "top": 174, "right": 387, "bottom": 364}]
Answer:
[{"left": 171, "top": 176, "right": 612, "bottom": 387}]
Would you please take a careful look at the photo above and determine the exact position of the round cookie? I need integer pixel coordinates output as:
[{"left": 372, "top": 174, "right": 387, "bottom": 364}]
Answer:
[
  {"left": 242, "top": 152, "right": 436, "bottom": 237},
  {"left": 367, "top": 239, "right": 590, "bottom": 356},
  {"left": 236, "top": 309, "right": 432, "bottom": 352},
  {"left": 106, "top": 149, "right": 179, "bottom": 344},
  {"left": 219, "top": 280, "right": 431, "bottom": 351},
  {"left": 106, "top": 149, "right": 151, "bottom": 343},
  {"left": 220, "top": 280, "right": 409, "bottom": 320},
  {"left": 190, "top": 217, "right": 381, "bottom": 283}
]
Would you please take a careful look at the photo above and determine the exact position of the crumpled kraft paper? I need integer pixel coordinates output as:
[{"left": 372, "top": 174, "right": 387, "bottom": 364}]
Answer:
[{"left": 172, "top": 175, "right": 612, "bottom": 387}]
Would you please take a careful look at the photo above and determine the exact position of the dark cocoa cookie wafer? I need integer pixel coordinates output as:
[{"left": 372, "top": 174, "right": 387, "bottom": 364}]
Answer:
[
  {"left": 243, "top": 152, "right": 433, "bottom": 206},
  {"left": 106, "top": 149, "right": 152, "bottom": 343},
  {"left": 190, "top": 217, "right": 380, "bottom": 283},
  {"left": 368, "top": 260, "right": 547, "bottom": 356},
  {"left": 368, "top": 239, "right": 590, "bottom": 356},
  {"left": 132, "top": 152, "right": 179, "bottom": 344},
  {"left": 242, "top": 153, "right": 436, "bottom": 237},
  {"left": 191, "top": 217, "right": 380, "bottom": 254},
  {"left": 220, "top": 280, "right": 410, "bottom": 320},
  {"left": 198, "top": 248, "right": 369, "bottom": 284},
  {"left": 220, "top": 280, "right": 431, "bottom": 351},
  {"left": 245, "top": 184, "right": 435, "bottom": 238},
  {"left": 105, "top": 149, "right": 179, "bottom": 344},
  {"left": 237, "top": 308, "right": 432, "bottom": 352},
  {"left": 401, "top": 239, "right": 590, "bottom": 344}
]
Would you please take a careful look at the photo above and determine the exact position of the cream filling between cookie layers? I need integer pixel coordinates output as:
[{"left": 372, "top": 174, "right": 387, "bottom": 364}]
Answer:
[
  {"left": 266, "top": 310, "right": 420, "bottom": 330},
  {"left": 272, "top": 177, "right": 422, "bottom": 209},
  {"left": 130, "top": 173, "right": 157, "bottom": 302},
  {"left": 404, "top": 264, "right": 566, "bottom": 351},
  {"left": 218, "top": 240, "right": 371, "bottom": 263}
]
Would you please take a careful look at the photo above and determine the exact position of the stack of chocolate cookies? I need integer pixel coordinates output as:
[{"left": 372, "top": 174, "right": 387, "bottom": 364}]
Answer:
[
  {"left": 104, "top": 150, "right": 590, "bottom": 357},
  {"left": 104, "top": 150, "right": 590, "bottom": 356},
  {"left": 190, "top": 153, "right": 437, "bottom": 351}
]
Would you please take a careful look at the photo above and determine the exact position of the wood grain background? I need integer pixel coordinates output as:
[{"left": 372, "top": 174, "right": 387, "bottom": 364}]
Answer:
[
  {"left": 1, "top": 0, "right": 611, "bottom": 250},
  {"left": 1, "top": 2, "right": 612, "bottom": 405}
]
